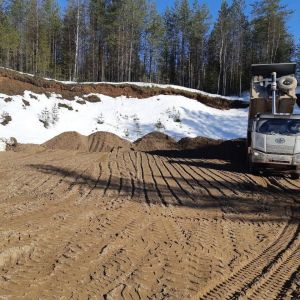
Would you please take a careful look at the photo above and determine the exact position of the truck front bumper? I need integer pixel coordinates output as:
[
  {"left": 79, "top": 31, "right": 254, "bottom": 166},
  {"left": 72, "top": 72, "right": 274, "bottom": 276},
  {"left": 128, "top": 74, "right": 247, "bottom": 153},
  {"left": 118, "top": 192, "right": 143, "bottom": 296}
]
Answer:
[
  {"left": 250, "top": 163, "right": 300, "bottom": 174},
  {"left": 250, "top": 150, "right": 300, "bottom": 174}
]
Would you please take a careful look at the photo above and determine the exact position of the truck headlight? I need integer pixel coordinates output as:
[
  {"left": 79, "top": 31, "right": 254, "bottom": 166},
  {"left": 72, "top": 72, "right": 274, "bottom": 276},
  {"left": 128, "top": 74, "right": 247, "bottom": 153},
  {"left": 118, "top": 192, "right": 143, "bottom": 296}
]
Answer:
[{"left": 253, "top": 150, "right": 265, "bottom": 162}]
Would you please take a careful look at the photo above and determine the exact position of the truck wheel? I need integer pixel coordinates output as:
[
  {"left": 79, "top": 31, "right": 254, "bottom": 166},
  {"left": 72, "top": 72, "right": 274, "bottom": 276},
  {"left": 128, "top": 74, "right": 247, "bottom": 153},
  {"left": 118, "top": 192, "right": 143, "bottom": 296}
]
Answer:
[
  {"left": 291, "top": 173, "right": 300, "bottom": 180},
  {"left": 249, "top": 162, "right": 259, "bottom": 175},
  {"left": 278, "top": 76, "right": 297, "bottom": 92}
]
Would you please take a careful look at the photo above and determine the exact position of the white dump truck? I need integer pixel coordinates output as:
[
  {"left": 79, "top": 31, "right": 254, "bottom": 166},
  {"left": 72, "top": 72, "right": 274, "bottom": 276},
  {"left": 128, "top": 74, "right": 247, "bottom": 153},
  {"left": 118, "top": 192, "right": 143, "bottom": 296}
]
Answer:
[{"left": 247, "top": 63, "right": 300, "bottom": 179}]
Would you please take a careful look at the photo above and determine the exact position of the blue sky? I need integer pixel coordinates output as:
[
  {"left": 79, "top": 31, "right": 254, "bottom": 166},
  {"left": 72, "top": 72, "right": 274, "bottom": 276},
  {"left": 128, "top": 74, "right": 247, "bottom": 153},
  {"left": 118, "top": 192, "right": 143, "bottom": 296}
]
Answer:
[{"left": 58, "top": 0, "right": 300, "bottom": 41}]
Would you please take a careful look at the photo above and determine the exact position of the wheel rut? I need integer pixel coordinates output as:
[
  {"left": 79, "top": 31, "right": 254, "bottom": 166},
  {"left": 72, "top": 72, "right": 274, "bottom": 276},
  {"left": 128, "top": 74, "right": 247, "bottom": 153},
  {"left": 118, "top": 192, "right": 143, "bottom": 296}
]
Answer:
[{"left": 0, "top": 150, "right": 299, "bottom": 299}]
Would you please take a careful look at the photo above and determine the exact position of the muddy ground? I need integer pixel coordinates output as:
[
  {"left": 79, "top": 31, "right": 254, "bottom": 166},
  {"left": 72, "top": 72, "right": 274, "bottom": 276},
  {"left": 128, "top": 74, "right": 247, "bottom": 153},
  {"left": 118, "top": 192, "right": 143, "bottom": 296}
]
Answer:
[{"left": 0, "top": 139, "right": 300, "bottom": 299}]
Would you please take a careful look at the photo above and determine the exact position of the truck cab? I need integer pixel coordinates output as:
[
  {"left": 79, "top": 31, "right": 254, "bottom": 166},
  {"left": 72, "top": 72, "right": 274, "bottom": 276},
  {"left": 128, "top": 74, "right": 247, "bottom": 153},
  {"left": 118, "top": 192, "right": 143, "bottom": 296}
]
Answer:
[{"left": 248, "top": 63, "right": 300, "bottom": 179}]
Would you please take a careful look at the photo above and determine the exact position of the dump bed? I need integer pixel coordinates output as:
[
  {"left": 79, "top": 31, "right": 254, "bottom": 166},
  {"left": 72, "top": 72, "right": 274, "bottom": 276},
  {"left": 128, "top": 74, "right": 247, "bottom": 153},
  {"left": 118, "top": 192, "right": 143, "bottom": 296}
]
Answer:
[{"left": 249, "top": 63, "right": 297, "bottom": 119}]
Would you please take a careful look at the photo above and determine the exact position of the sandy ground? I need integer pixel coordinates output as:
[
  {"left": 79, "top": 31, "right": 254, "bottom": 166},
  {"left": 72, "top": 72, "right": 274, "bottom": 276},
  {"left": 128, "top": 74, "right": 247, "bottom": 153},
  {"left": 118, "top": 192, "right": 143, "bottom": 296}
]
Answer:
[{"left": 0, "top": 147, "right": 300, "bottom": 299}]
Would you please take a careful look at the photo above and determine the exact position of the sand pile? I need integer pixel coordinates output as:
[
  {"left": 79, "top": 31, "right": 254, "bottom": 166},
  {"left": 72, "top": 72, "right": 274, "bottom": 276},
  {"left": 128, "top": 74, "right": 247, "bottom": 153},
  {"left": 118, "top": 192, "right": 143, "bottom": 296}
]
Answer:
[
  {"left": 134, "top": 132, "right": 179, "bottom": 152},
  {"left": 178, "top": 136, "right": 220, "bottom": 150},
  {"left": 143, "top": 135, "right": 247, "bottom": 163},
  {"left": 43, "top": 130, "right": 246, "bottom": 161},
  {"left": 43, "top": 131, "right": 132, "bottom": 152},
  {"left": 87, "top": 132, "right": 132, "bottom": 152},
  {"left": 43, "top": 132, "right": 88, "bottom": 152}
]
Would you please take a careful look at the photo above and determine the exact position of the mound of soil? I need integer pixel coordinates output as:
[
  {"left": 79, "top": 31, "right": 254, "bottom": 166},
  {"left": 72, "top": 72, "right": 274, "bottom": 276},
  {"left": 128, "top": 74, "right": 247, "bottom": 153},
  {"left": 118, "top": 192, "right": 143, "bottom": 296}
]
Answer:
[
  {"left": 13, "top": 144, "right": 46, "bottom": 153},
  {"left": 146, "top": 134, "right": 247, "bottom": 163},
  {"left": 0, "top": 68, "right": 248, "bottom": 110},
  {"left": 87, "top": 132, "right": 132, "bottom": 152},
  {"left": 43, "top": 132, "right": 88, "bottom": 152},
  {"left": 134, "top": 132, "right": 179, "bottom": 152},
  {"left": 43, "top": 130, "right": 246, "bottom": 162},
  {"left": 186, "top": 138, "right": 246, "bottom": 162},
  {"left": 178, "top": 136, "right": 220, "bottom": 150},
  {"left": 43, "top": 131, "right": 133, "bottom": 153}
]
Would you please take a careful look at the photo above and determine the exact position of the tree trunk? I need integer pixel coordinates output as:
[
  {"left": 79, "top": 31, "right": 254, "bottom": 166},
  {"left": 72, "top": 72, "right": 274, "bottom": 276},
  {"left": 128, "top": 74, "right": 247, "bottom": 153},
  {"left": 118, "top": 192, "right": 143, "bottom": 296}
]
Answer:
[{"left": 73, "top": 0, "right": 80, "bottom": 81}]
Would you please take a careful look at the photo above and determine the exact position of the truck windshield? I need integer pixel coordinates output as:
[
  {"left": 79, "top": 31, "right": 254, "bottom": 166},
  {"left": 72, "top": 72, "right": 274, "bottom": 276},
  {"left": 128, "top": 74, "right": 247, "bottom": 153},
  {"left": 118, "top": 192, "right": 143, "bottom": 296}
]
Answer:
[{"left": 257, "top": 119, "right": 300, "bottom": 135}]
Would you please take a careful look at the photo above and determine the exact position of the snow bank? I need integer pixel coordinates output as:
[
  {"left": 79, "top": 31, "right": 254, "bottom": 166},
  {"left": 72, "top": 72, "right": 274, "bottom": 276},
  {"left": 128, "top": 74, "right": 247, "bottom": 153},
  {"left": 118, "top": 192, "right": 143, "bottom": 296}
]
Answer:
[
  {"left": 53, "top": 81, "right": 243, "bottom": 101},
  {"left": 0, "top": 91, "right": 248, "bottom": 144}
]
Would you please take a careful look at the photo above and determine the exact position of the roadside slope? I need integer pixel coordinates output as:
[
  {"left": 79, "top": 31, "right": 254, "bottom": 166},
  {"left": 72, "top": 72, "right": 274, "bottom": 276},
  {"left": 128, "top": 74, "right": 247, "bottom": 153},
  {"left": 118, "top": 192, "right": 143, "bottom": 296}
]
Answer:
[{"left": 0, "top": 67, "right": 247, "bottom": 109}]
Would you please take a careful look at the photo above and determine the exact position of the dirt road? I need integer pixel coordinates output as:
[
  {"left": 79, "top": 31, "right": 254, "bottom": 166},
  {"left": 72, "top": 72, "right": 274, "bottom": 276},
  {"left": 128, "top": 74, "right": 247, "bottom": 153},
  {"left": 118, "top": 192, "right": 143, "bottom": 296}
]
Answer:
[{"left": 0, "top": 147, "right": 299, "bottom": 299}]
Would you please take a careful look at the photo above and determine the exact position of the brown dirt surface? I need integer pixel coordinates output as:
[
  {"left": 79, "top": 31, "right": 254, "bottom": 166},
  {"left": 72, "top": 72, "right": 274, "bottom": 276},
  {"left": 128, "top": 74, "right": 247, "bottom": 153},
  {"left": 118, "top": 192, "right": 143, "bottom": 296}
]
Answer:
[
  {"left": 0, "top": 68, "right": 248, "bottom": 110},
  {"left": 148, "top": 136, "right": 247, "bottom": 163},
  {"left": 134, "top": 131, "right": 179, "bottom": 151},
  {"left": 43, "top": 131, "right": 133, "bottom": 152},
  {"left": 178, "top": 136, "right": 221, "bottom": 151},
  {"left": 43, "top": 131, "right": 89, "bottom": 151},
  {"left": 87, "top": 131, "right": 133, "bottom": 152},
  {"left": 0, "top": 142, "right": 300, "bottom": 299},
  {"left": 42, "top": 131, "right": 247, "bottom": 163}
]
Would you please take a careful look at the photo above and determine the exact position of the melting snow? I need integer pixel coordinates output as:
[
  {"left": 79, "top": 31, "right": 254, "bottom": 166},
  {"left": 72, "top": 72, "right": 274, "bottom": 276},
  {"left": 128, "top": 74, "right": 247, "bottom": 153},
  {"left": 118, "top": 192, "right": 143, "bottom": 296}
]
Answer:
[{"left": 0, "top": 91, "right": 248, "bottom": 144}]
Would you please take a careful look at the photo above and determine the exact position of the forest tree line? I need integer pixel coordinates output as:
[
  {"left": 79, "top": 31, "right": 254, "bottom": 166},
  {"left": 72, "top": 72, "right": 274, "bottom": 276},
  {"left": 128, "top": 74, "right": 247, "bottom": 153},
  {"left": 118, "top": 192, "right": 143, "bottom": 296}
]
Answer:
[{"left": 0, "top": 0, "right": 297, "bottom": 95}]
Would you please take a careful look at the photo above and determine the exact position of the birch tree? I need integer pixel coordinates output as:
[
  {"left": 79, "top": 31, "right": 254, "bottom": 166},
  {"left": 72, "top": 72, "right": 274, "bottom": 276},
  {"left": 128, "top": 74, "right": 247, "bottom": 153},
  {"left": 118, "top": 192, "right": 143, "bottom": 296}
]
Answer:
[{"left": 73, "top": 0, "right": 80, "bottom": 81}]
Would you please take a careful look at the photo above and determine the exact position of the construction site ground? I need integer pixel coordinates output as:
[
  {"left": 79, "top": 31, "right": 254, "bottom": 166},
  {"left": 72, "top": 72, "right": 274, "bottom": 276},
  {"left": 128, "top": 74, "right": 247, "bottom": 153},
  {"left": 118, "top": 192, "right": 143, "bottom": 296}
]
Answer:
[{"left": 1, "top": 142, "right": 300, "bottom": 299}]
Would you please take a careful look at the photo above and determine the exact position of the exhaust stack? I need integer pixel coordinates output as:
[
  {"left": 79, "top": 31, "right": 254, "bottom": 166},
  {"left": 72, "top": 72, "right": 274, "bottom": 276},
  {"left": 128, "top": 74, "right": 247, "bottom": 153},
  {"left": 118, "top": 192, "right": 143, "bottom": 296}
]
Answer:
[{"left": 271, "top": 72, "right": 277, "bottom": 114}]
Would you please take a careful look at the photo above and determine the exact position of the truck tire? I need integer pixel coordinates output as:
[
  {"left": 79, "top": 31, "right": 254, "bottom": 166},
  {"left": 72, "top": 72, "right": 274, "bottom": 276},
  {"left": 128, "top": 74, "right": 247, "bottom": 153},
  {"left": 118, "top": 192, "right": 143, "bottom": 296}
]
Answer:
[
  {"left": 249, "top": 162, "right": 259, "bottom": 175},
  {"left": 278, "top": 76, "right": 297, "bottom": 92},
  {"left": 291, "top": 173, "right": 299, "bottom": 180}
]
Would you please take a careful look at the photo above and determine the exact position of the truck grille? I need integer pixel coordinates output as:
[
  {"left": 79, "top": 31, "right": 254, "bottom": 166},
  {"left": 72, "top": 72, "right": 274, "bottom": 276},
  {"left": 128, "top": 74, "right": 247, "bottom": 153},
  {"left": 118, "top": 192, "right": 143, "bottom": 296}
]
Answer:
[{"left": 266, "top": 144, "right": 294, "bottom": 154}]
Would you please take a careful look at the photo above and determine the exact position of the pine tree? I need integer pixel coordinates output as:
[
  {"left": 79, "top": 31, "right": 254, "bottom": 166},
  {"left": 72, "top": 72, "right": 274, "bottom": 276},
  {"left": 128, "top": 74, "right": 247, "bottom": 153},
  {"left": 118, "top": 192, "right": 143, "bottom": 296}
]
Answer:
[
  {"left": 0, "top": 0, "right": 296, "bottom": 95},
  {"left": 251, "top": 0, "right": 293, "bottom": 63},
  {"left": 143, "top": 1, "right": 163, "bottom": 82},
  {"left": 40, "top": 0, "right": 62, "bottom": 78},
  {"left": 160, "top": 6, "right": 180, "bottom": 84},
  {"left": 0, "top": 4, "right": 19, "bottom": 68},
  {"left": 207, "top": 1, "right": 231, "bottom": 95},
  {"left": 88, "top": 0, "right": 107, "bottom": 81},
  {"left": 8, "top": 0, "right": 28, "bottom": 71},
  {"left": 294, "top": 41, "right": 300, "bottom": 80},
  {"left": 189, "top": 1, "right": 210, "bottom": 89}
]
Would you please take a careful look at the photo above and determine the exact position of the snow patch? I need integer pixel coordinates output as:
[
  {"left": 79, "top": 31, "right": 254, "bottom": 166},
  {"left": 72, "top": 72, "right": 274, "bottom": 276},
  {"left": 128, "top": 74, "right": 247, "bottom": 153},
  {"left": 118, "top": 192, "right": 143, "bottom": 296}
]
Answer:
[
  {"left": 0, "top": 91, "right": 249, "bottom": 144},
  {"left": 0, "top": 140, "right": 6, "bottom": 152}
]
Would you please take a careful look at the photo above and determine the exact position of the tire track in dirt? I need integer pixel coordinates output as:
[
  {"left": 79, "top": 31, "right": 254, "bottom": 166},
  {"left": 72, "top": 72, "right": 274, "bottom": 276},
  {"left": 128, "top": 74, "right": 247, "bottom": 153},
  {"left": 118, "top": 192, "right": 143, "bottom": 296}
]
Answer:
[
  {"left": 1, "top": 149, "right": 299, "bottom": 299},
  {"left": 121, "top": 151, "right": 135, "bottom": 200},
  {"left": 183, "top": 159, "right": 227, "bottom": 198},
  {"left": 137, "top": 151, "right": 153, "bottom": 206},
  {"left": 145, "top": 153, "right": 166, "bottom": 206},
  {"left": 151, "top": 154, "right": 182, "bottom": 206},
  {"left": 159, "top": 156, "right": 196, "bottom": 206},
  {"left": 241, "top": 242, "right": 300, "bottom": 300},
  {"left": 276, "top": 263, "right": 300, "bottom": 299},
  {"left": 127, "top": 151, "right": 144, "bottom": 202},
  {"left": 194, "top": 222, "right": 299, "bottom": 300}
]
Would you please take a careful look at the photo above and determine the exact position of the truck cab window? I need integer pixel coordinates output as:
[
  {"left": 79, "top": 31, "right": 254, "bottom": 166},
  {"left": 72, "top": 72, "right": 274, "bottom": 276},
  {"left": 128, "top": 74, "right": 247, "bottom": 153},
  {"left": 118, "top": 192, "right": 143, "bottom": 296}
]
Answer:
[{"left": 257, "top": 119, "right": 300, "bottom": 135}]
